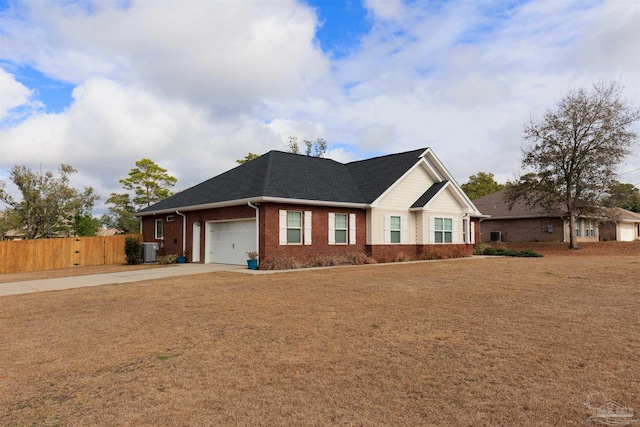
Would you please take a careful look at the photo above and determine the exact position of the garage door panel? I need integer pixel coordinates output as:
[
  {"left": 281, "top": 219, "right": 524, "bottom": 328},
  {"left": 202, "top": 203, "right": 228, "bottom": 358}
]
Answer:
[
  {"left": 619, "top": 223, "right": 634, "bottom": 242},
  {"left": 209, "top": 220, "right": 256, "bottom": 265}
]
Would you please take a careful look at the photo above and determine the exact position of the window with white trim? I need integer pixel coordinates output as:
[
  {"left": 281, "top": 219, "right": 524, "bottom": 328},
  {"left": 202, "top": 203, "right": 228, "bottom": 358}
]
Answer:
[
  {"left": 434, "top": 217, "right": 453, "bottom": 243},
  {"left": 279, "top": 210, "right": 312, "bottom": 245},
  {"left": 335, "top": 213, "right": 347, "bottom": 244},
  {"left": 390, "top": 215, "right": 401, "bottom": 243},
  {"left": 384, "top": 214, "right": 407, "bottom": 244},
  {"left": 287, "top": 211, "right": 302, "bottom": 244},
  {"left": 585, "top": 220, "right": 595, "bottom": 237},
  {"left": 463, "top": 219, "right": 468, "bottom": 243},
  {"left": 329, "top": 213, "right": 356, "bottom": 245},
  {"left": 155, "top": 219, "right": 163, "bottom": 239}
]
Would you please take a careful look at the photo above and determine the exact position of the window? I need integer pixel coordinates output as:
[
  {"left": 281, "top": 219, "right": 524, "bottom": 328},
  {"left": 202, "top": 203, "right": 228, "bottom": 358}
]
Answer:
[
  {"left": 390, "top": 216, "right": 401, "bottom": 243},
  {"left": 155, "top": 219, "right": 163, "bottom": 239},
  {"left": 576, "top": 219, "right": 582, "bottom": 237},
  {"left": 434, "top": 217, "right": 453, "bottom": 243},
  {"left": 279, "top": 210, "right": 312, "bottom": 245},
  {"left": 166, "top": 215, "right": 174, "bottom": 222},
  {"left": 585, "top": 221, "right": 595, "bottom": 238},
  {"left": 334, "top": 213, "right": 348, "bottom": 244},
  {"left": 462, "top": 219, "right": 468, "bottom": 243},
  {"left": 384, "top": 214, "right": 406, "bottom": 244},
  {"left": 287, "top": 211, "right": 302, "bottom": 244},
  {"left": 329, "top": 213, "right": 356, "bottom": 245}
]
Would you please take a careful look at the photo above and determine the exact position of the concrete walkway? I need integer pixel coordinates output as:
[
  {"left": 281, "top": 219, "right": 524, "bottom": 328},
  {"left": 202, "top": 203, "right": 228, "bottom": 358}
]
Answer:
[{"left": 0, "top": 263, "right": 247, "bottom": 297}]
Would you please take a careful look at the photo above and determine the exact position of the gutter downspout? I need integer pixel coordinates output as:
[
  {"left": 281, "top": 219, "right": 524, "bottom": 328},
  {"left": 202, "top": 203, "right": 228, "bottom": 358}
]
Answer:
[
  {"left": 248, "top": 202, "right": 259, "bottom": 265},
  {"left": 176, "top": 211, "right": 186, "bottom": 257}
]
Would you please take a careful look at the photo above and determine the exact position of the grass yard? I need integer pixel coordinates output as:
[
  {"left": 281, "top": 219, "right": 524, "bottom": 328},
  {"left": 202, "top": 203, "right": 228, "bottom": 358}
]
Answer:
[{"left": 1, "top": 255, "right": 639, "bottom": 426}]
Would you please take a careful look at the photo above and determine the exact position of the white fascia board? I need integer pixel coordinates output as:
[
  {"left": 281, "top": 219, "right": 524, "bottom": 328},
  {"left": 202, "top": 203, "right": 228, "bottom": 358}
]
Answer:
[
  {"left": 135, "top": 197, "right": 369, "bottom": 216},
  {"left": 421, "top": 148, "right": 483, "bottom": 216}
]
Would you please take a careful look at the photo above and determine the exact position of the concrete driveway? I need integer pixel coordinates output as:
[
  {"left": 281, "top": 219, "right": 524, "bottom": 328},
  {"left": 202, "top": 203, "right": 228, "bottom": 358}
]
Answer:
[{"left": 0, "top": 263, "right": 247, "bottom": 297}]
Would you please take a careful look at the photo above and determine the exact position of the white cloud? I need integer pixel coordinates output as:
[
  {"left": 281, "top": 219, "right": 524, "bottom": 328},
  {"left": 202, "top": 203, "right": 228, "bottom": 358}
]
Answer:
[
  {"left": 0, "top": 67, "right": 40, "bottom": 121},
  {"left": 0, "top": 0, "right": 328, "bottom": 110}
]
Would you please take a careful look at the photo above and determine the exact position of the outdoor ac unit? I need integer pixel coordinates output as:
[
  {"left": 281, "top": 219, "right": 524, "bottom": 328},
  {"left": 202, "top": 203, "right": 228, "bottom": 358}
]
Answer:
[
  {"left": 490, "top": 231, "right": 502, "bottom": 242},
  {"left": 141, "top": 242, "right": 158, "bottom": 263}
]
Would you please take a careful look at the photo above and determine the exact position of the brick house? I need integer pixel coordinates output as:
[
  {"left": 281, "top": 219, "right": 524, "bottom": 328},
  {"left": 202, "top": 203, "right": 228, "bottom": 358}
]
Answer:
[
  {"left": 473, "top": 189, "right": 602, "bottom": 243},
  {"left": 136, "top": 148, "right": 484, "bottom": 265},
  {"left": 599, "top": 207, "right": 640, "bottom": 241}
]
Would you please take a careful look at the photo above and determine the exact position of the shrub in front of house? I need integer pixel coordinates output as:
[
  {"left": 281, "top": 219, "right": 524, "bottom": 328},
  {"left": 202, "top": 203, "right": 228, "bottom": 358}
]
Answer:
[
  {"left": 480, "top": 247, "right": 543, "bottom": 257},
  {"left": 420, "top": 245, "right": 470, "bottom": 260},
  {"left": 124, "top": 237, "right": 143, "bottom": 265},
  {"left": 341, "top": 252, "right": 377, "bottom": 265},
  {"left": 157, "top": 254, "right": 179, "bottom": 264},
  {"left": 259, "top": 252, "right": 377, "bottom": 270},
  {"left": 258, "top": 256, "right": 302, "bottom": 270}
]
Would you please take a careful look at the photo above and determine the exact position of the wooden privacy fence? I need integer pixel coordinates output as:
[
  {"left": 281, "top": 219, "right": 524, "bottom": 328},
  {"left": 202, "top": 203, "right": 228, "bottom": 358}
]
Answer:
[{"left": 0, "top": 234, "right": 142, "bottom": 274}]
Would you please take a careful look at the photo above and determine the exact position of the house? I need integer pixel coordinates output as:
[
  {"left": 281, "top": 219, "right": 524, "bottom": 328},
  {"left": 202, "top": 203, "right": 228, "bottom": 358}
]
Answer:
[
  {"left": 136, "top": 148, "right": 484, "bottom": 265},
  {"left": 599, "top": 207, "right": 640, "bottom": 241},
  {"left": 472, "top": 189, "right": 639, "bottom": 243}
]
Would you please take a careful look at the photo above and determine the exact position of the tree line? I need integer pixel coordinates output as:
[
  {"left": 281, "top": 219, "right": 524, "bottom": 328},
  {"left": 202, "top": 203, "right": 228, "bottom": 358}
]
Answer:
[{"left": 0, "top": 159, "right": 177, "bottom": 239}]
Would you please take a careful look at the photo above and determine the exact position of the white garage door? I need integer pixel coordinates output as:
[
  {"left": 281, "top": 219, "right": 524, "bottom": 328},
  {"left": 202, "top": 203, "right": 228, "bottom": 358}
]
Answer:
[
  {"left": 208, "top": 220, "right": 256, "bottom": 265},
  {"left": 618, "top": 223, "right": 635, "bottom": 242}
]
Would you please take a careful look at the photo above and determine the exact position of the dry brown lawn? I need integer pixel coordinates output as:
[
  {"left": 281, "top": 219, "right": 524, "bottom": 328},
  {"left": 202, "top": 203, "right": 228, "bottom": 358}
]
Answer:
[{"left": 1, "top": 253, "right": 639, "bottom": 426}]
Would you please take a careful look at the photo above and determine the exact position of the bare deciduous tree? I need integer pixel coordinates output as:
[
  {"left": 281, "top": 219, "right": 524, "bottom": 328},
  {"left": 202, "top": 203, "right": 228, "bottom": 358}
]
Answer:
[{"left": 505, "top": 81, "right": 640, "bottom": 249}]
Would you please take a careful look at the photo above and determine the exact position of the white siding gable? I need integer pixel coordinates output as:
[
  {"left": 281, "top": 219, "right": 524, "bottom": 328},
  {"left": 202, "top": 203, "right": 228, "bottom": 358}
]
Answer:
[
  {"left": 426, "top": 186, "right": 465, "bottom": 214},
  {"left": 376, "top": 165, "right": 435, "bottom": 210}
]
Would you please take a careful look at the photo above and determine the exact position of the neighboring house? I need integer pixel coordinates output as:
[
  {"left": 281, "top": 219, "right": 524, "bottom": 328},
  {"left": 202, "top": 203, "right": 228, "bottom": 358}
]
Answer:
[
  {"left": 136, "top": 148, "right": 484, "bottom": 265},
  {"left": 599, "top": 207, "right": 640, "bottom": 241},
  {"left": 472, "top": 189, "right": 601, "bottom": 243}
]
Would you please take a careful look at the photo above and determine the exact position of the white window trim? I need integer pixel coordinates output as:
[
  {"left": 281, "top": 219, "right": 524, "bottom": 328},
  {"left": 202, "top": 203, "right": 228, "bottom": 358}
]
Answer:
[
  {"left": 384, "top": 214, "right": 407, "bottom": 244},
  {"left": 349, "top": 213, "right": 356, "bottom": 244},
  {"left": 430, "top": 216, "right": 457, "bottom": 244},
  {"left": 155, "top": 218, "right": 163, "bottom": 239},
  {"left": 463, "top": 219, "right": 467, "bottom": 244},
  {"left": 279, "top": 210, "right": 312, "bottom": 245},
  {"left": 470, "top": 221, "right": 475, "bottom": 244},
  {"left": 329, "top": 212, "right": 356, "bottom": 245},
  {"left": 304, "top": 211, "right": 312, "bottom": 245}
]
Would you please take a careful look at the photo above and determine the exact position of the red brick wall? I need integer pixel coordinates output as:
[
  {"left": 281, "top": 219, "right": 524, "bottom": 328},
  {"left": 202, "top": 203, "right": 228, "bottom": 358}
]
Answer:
[
  {"left": 479, "top": 218, "right": 565, "bottom": 243},
  {"left": 141, "top": 205, "right": 256, "bottom": 260},
  {"left": 261, "top": 203, "right": 368, "bottom": 262}
]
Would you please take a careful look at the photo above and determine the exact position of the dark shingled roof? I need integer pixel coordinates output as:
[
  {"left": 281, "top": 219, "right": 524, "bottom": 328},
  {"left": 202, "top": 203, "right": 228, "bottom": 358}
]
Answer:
[
  {"left": 138, "top": 148, "right": 427, "bottom": 214},
  {"left": 411, "top": 180, "right": 449, "bottom": 208},
  {"left": 472, "top": 189, "right": 565, "bottom": 218}
]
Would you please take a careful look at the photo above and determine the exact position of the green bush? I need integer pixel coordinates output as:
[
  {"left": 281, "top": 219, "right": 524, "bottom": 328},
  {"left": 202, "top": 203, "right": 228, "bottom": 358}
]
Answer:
[
  {"left": 124, "top": 237, "right": 143, "bottom": 265},
  {"left": 481, "top": 247, "right": 542, "bottom": 257}
]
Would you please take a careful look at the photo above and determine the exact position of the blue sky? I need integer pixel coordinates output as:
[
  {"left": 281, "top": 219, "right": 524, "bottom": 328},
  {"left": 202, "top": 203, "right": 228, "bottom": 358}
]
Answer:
[{"left": 1, "top": 0, "right": 639, "bottom": 213}]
